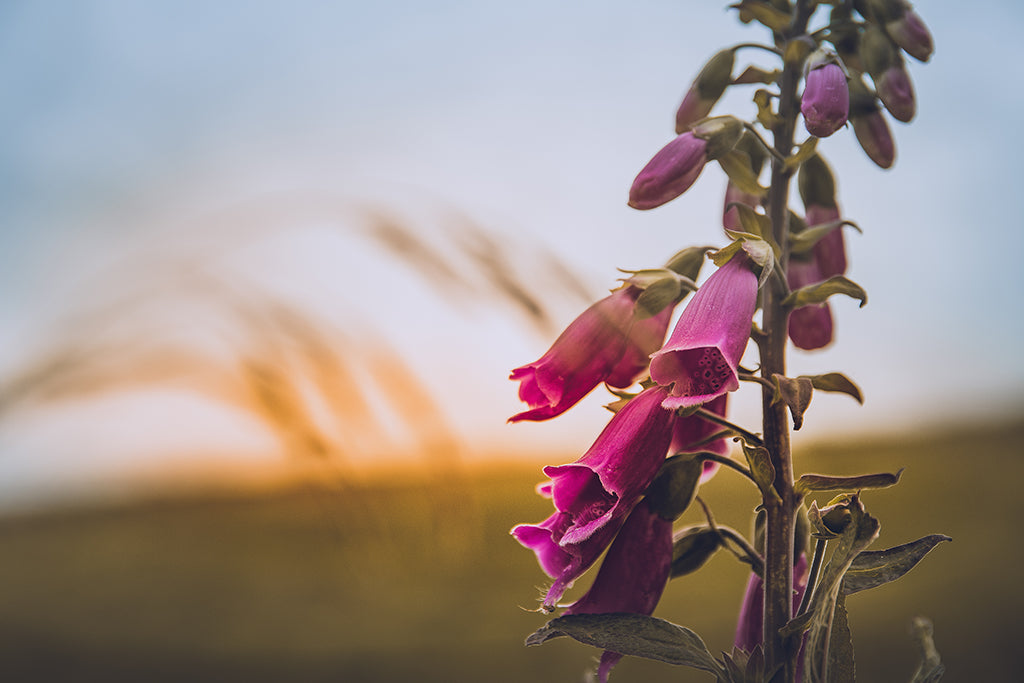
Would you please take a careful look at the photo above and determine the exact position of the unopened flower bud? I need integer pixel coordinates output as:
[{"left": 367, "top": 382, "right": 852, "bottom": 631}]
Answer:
[
  {"left": 628, "top": 132, "right": 708, "bottom": 210},
  {"left": 675, "top": 49, "right": 735, "bottom": 133},
  {"left": 887, "top": 8, "right": 933, "bottom": 62},
  {"left": 876, "top": 63, "right": 916, "bottom": 122},
  {"left": 801, "top": 50, "right": 849, "bottom": 138},
  {"left": 852, "top": 109, "right": 896, "bottom": 169}
]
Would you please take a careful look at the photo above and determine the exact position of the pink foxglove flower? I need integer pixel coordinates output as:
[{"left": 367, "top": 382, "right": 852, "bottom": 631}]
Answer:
[
  {"left": 628, "top": 132, "right": 708, "bottom": 210},
  {"left": 669, "top": 393, "right": 729, "bottom": 482},
  {"left": 675, "top": 49, "right": 734, "bottom": 133},
  {"left": 509, "top": 286, "right": 673, "bottom": 422},
  {"left": 511, "top": 385, "right": 676, "bottom": 607},
  {"left": 875, "top": 65, "right": 915, "bottom": 123},
  {"left": 650, "top": 254, "right": 757, "bottom": 409},
  {"left": 563, "top": 500, "right": 673, "bottom": 683},
  {"left": 801, "top": 62, "right": 849, "bottom": 138}
]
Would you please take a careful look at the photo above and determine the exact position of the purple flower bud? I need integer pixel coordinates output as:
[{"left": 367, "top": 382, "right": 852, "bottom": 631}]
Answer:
[
  {"left": 801, "top": 63, "right": 849, "bottom": 138},
  {"left": 788, "top": 208, "right": 847, "bottom": 351},
  {"left": 852, "top": 110, "right": 896, "bottom": 169},
  {"left": 723, "top": 181, "right": 761, "bottom": 232},
  {"left": 876, "top": 65, "right": 916, "bottom": 122},
  {"left": 628, "top": 133, "right": 708, "bottom": 210},
  {"left": 650, "top": 254, "right": 758, "bottom": 409},
  {"left": 509, "top": 286, "right": 673, "bottom": 422},
  {"left": 564, "top": 500, "right": 674, "bottom": 683},
  {"left": 887, "top": 9, "right": 933, "bottom": 63},
  {"left": 511, "top": 386, "right": 676, "bottom": 607}
]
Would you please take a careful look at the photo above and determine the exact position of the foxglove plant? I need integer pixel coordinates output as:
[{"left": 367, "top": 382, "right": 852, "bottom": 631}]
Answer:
[{"left": 513, "top": 2, "right": 948, "bottom": 682}]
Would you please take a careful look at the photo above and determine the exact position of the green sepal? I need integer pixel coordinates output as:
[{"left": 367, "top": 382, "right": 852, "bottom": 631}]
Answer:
[
  {"left": 619, "top": 268, "right": 698, "bottom": 319},
  {"left": 715, "top": 232, "right": 776, "bottom": 288},
  {"left": 729, "top": 0, "right": 792, "bottom": 32},
  {"left": 525, "top": 613, "right": 723, "bottom": 676},
  {"left": 753, "top": 88, "right": 780, "bottom": 129},
  {"left": 695, "top": 49, "right": 736, "bottom": 101},
  {"left": 795, "top": 469, "right": 902, "bottom": 497},
  {"left": 718, "top": 150, "right": 768, "bottom": 198},
  {"left": 670, "top": 526, "right": 722, "bottom": 578},
  {"left": 771, "top": 374, "right": 813, "bottom": 430},
  {"left": 798, "top": 153, "right": 837, "bottom": 208},
  {"left": 802, "top": 372, "right": 863, "bottom": 404},
  {"left": 842, "top": 534, "right": 952, "bottom": 595},
  {"left": 783, "top": 276, "right": 867, "bottom": 309},
  {"left": 742, "top": 442, "right": 780, "bottom": 503},
  {"left": 783, "top": 136, "right": 819, "bottom": 173},
  {"left": 733, "top": 64, "right": 781, "bottom": 85},
  {"left": 730, "top": 204, "right": 772, "bottom": 241},
  {"left": 691, "top": 115, "right": 744, "bottom": 160},
  {"left": 789, "top": 220, "right": 861, "bottom": 256},
  {"left": 646, "top": 454, "right": 704, "bottom": 521},
  {"left": 664, "top": 245, "right": 715, "bottom": 281}
]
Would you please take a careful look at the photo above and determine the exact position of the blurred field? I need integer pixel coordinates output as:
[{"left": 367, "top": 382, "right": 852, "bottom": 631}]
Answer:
[{"left": 0, "top": 419, "right": 1020, "bottom": 683}]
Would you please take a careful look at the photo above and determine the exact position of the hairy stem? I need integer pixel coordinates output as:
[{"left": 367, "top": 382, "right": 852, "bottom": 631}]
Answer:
[{"left": 760, "top": 2, "right": 814, "bottom": 680}]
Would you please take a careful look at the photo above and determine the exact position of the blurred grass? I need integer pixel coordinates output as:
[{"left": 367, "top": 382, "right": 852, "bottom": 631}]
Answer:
[{"left": 0, "top": 419, "right": 1020, "bottom": 682}]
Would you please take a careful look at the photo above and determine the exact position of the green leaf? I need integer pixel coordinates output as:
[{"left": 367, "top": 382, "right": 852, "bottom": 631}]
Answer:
[
  {"left": 828, "top": 594, "right": 857, "bottom": 683},
  {"left": 784, "top": 136, "right": 818, "bottom": 172},
  {"left": 729, "top": 1, "right": 792, "bottom": 31},
  {"left": 647, "top": 455, "right": 703, "bottom": 521},
  {"left": 718, "top": 150, "right": 768, "bottom": 198},
  {"left": 772, "top": 374, "right": 813, "bottom": 431},
  {"left": 789, "top": 220, "right": 861, "bottom": 256},
  {"left": 909, "top": 617, "right": 945, "bottom": 683},
  {"left": 795, "top": 470, "right": 902, "bottom": 497},
  {"left": 794, "top": 496, "right": 880, "bottom": 683},
  {"left": 731, "top": 204, "right": 772, "bottom": 239},
  {"left": 742, "top": 442, "right": 780, "bottom": 503},
  {"left": 710, "top": 240, "right": 743, "bottom": 267},
  {"left": 670, "top": 526, "right": 721, "bottom": 578},
  {"left": 526, "top": 613, "right": 722, "bottom": 675},
  {"left": 802, "top": 372, "right": 863, "bottom": 404},
  {"left": 783, "top": 276, "right": 868, "bottom": 309},
  {"left": 843, "top": 534, "right": 952, "bottom": 595},
  {"left": 753, "top": 89, "right": 780, "bottom": 129}
]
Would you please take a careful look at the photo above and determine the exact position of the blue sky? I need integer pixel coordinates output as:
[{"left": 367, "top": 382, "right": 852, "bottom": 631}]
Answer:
[{"left": 1, "top": 1, "right": 1022, "bottom": 503}]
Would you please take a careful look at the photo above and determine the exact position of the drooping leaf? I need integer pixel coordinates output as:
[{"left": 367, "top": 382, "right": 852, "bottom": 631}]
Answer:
[
  {"left": 731, "top": 204, "right": 772, "bottom": 240},
  {"left": 909, "top": 617, "right": 945, "bottom": 683},
  {"left": 772, "top": 374, "right": 813, "bottom": 430},
  {"left": 670, "top": 526, "right": 721, "bottom": 578},
  {"left": 718, "top": 150, "right": 768, "bottom": 198},
  {"left": 828, "top": 594, "right": 857, "bottom": 683},
  {"left": 729, "top": 1, "right": 792, "bottom": 31},
  {"left": 795, "top": 469, "right": 902, "bottom": 497},
  {"left": 526, "top": 613, "right": 722, "bottom": 675},
  {"left": 843, "top": 534, "right": 952, "bottom": 595},
  {"left": 753, "top": 88, "right": 780, "bottom": 129},
  {"left": 802, "top": 372, "right": 863, "bottom": 404},
  {"left": 789, "top": 220, "right": 861, "bottom": 255},
  {"left": 783, "top": 276, "right": 867, "bottom": 309}
]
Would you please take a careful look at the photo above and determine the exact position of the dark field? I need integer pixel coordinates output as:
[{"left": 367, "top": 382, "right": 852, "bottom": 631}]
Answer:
[{"left": 0, "top": 420, "right": 1020, "bottom": 682}]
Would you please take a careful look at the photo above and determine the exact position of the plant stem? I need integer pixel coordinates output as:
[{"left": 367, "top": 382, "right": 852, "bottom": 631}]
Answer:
[{"left": 760, "top": 2, "right": 813, "bottom": 681}]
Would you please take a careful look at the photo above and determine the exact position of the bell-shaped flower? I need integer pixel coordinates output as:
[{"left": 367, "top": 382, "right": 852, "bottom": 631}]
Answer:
[
  {"left": 734, "top": 553, "right": 810, "bottom": 654},
  {"left": 669, "top": 393, "right": 729, "bottom": 482},
  {"left": 875, "top": 64, "right": 915, "bottom": 123},
  {"left": 650, "top": 254, "right": 758, "bottom": 409},
  {"left": 511, "top": 385, "right": 676, "bottom": 607},
  {"left": 628, "top": 132, "right": 708, "bottom": 210},
  {"left": 887, "top": 8, "right": 933, "bottom": 63},
  {"left": 563, "top": 500, "right": 674, "bottom": 683},
  {"left": 801, "top": 61, "right": 849, "bottom": 138},
  {"left": 509, "top": 286, "right": 673, "bottom": 422}
]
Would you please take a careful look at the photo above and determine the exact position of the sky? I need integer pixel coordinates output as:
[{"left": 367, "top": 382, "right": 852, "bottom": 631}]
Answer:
[{"left": 1, "top": 0, "right": 1022, "bottom": 506}]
